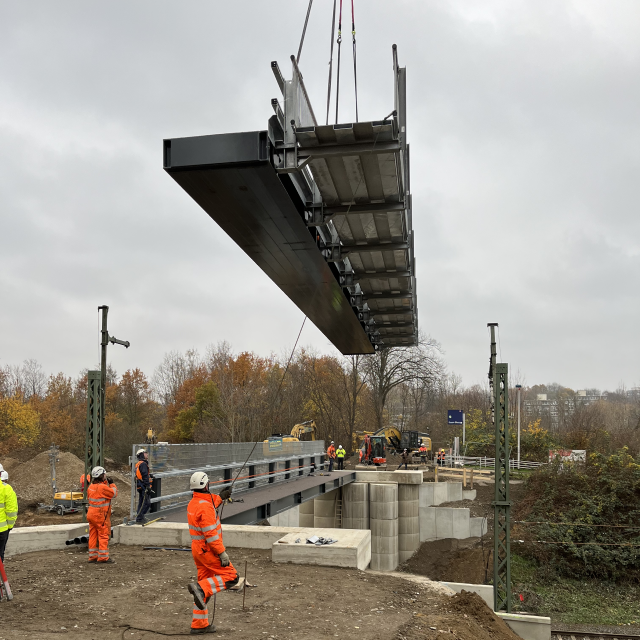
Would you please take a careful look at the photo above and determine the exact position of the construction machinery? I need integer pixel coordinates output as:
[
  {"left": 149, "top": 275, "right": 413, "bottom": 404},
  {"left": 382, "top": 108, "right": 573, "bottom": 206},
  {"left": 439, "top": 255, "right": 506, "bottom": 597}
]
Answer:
[
  {"left": 145, "top": 428, "right": 158, "bottom": 445},
  {"left": 358, "top": 434, "right": 386, "bottom": 465},
  {"left": 37, "top": 444, "right": 86, "bottom": 515},
  {"left": 290, "top": 420, "right": 317, "bottom": 441}
]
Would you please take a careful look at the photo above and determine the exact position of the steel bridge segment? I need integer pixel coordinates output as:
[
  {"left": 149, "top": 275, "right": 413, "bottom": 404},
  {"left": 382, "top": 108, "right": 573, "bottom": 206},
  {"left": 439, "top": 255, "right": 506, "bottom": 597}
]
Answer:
[
  {"left": 164, "top": 46, "right": 417, "bottom": 353},
  {"left": 162, "top": 471, "right": 355, "bottom": 526}
]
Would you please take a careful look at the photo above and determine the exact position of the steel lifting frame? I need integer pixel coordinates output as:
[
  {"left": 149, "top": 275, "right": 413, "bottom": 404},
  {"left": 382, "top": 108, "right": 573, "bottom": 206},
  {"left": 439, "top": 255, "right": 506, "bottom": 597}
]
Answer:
[{"left": 488, "top": 323, "right": 511, "bottom": 612}]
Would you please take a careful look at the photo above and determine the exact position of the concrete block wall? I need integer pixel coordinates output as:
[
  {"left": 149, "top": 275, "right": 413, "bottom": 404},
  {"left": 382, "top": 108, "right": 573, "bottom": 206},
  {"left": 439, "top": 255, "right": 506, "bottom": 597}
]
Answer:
[
  {"left": 314, "top": 491, "right": 338, "bottom": 528},
  {"left": 268, "top": 505, "right": 300, "bottom": 527},
  {"left": 5, "top": 523, "right": 89, "bottom": 557},
  {"left": 420, "top": 482, "right": 465, "bottom": 507},
  {"left": 299, "top": 499, "right": 315, "bottom": 528},
  {"left": 342, "top": 482, "right": 369, "bottom": 530},
  {"left": 369, "top": 482, "right": 398, "bottom": 571},
  {"left": 398, "top": 484, "right": 420, "bottom": 562}
]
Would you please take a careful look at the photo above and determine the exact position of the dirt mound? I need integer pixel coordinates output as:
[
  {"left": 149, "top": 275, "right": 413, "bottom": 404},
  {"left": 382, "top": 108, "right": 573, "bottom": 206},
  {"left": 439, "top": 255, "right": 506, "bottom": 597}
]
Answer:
[
  {"left": 11, "top": 451, "right": 85, "bottom": 506},
  {"left": 401, "top": 538, "right": 492, "bottom": 584},
  {"left": 0, "top": 457, "right": 22, "bottom": 473},
  {"left": 10, "top": 451, "right": 132, "bottom": 518},
  {"left": 397, "top": 590, "right": 521, "bottom": 640}
]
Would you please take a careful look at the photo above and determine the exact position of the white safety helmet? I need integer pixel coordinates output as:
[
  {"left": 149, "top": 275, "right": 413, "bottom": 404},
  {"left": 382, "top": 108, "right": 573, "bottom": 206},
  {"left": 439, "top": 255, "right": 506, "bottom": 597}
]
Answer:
[
  {"left": 0, "top": 463, "right": 4, "bottom": 472},
  {"left": 0, "top": 471, "right": 8, "bottom": 482},
  {"left": 339, "top": 445, "right": 343, "bottom": 448},
  {"left": 136, "top": 448, "right": 147, "bottom": 456},
  {"left": 190, "top": 471, "right": 209, "bottom": 491},
  {"left": 91, "top": 466, "right": 106, "bottom": 478}
]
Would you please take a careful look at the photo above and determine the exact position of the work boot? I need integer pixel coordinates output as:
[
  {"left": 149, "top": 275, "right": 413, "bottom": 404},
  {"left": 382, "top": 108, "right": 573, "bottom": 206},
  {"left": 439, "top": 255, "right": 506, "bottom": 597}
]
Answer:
[
  {"left": 98, "top": 559, "right": 116, "bottom": 564},
  {"left": 87, "top": 559, "right": 97, "bottom": 563},
  {"left": 136, "top": 517, "right": 148, "bottom": 525},
  {"left": 188, "top": 582, "right": 207, "bottom": 610},
  {"left": 190, "top": 624, "right": 216, "bottom": 634}
]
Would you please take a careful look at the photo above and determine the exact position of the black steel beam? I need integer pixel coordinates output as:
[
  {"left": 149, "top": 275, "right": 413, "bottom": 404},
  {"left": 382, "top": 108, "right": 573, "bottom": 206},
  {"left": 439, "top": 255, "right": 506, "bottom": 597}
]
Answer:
[
  {"left": 164, "top": 131, "right": 374, "bottom": 355},
  {"left": 220, "top": 472, "right": 356, "bottom": 525}
]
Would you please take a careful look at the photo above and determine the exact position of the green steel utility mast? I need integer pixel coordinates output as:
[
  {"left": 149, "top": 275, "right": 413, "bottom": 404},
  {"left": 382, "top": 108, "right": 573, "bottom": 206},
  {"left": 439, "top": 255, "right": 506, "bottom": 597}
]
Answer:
[
  {"left": 85, "top": 306, "right": 130, "bottom": 485},
  {"left": 488, "top": 322, "right": 511, "bottom": 612}
]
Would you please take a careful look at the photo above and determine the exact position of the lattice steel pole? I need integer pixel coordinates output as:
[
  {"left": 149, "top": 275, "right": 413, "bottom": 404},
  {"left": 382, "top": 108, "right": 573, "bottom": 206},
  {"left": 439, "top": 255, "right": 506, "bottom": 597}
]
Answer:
[
  {"left": 84, "top": 371, "right": 102, "bottom": 504},
  {"left": 488, "top": 323, "right": 511, "bottom": 612}
]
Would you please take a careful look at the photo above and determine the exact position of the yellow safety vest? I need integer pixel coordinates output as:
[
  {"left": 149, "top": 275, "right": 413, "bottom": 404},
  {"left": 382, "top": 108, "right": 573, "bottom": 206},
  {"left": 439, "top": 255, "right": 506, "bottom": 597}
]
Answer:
[
  {"left": 336, "top": 448, "right": 346, "bottom": 458},
  {"left": 0, "top": 480, "right": 18, "bottom": 532}
]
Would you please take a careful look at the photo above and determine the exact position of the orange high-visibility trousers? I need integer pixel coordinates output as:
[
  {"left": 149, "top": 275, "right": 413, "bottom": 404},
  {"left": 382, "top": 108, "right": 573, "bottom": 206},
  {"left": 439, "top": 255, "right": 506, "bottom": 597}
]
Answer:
[
  {"left": 190, "top": 548, "right": 238, "bottom": 629},
  {"left": 87, "top": 510, "right": 111, "bottom": 562}
]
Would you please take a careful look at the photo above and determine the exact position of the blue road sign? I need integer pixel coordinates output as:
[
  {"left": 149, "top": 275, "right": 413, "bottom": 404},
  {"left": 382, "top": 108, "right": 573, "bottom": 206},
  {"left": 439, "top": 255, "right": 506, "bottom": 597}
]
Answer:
[{"left": 448, "top": 410, "right": 463, "bottom": 425}]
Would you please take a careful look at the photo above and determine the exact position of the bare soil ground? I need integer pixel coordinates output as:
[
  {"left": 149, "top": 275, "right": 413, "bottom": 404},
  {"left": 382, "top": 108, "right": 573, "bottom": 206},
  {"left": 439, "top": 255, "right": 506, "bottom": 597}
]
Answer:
[
  {"left": 1, "top": 546, "right": 520, "bottom": 640},
  {"left": 399, "top": 481, "right": 526, "bottom": 585}
]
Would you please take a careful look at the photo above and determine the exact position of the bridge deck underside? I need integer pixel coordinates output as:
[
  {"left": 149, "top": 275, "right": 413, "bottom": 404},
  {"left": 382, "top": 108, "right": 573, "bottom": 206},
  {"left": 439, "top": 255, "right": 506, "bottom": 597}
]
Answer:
[{"left": 297, "top": 121, "right": 417, "bottom": 347}]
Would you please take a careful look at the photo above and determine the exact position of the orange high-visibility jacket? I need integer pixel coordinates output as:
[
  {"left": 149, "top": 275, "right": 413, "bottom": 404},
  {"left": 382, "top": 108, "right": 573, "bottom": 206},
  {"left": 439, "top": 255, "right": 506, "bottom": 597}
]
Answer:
[
  {"left": 80, "top": 473, "right": 91, "bottom": 490},
  {"left": 327, "top": 445, "right": 336, "bottom": 459},
  {"left": 87, "top": 481, "right": 117, "bottom": 513},
  {"left": 187, "top": 493, "right": 225, "bottom": 556}
]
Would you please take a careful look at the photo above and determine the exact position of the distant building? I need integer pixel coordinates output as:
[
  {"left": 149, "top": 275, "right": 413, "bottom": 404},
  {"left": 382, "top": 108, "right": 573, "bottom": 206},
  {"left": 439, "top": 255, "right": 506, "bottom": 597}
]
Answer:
[{"left": 524, "top": 390, "right": 607, "bottom": 428}]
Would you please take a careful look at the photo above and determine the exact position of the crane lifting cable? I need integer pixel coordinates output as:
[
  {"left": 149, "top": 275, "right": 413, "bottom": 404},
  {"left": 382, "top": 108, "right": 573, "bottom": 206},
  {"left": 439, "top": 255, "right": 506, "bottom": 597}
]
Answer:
[
  {"left": 335, "top": 0, "right": 343, "bottom": 124},
  {"left": 351, "top": 0, "right": 359, "bottom": 122},
  {"left": 296, "top": 0, "right": 314, "bottom": 64},
  {"left": 325, "top": 0, "right": 337, "bottom": 125}
]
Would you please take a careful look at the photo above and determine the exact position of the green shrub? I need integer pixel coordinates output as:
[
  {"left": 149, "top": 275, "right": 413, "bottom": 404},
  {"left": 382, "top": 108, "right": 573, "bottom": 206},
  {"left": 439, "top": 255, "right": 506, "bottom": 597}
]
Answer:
[{"left": 516, "top": 448, "right": 640, "bottom": 582}]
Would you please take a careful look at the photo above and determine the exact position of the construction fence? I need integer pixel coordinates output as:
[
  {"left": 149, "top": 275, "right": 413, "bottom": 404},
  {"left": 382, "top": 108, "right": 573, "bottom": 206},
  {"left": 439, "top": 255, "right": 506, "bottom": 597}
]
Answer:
[{"left": 129, "top": 440, "right": 326, "bottom": 520}]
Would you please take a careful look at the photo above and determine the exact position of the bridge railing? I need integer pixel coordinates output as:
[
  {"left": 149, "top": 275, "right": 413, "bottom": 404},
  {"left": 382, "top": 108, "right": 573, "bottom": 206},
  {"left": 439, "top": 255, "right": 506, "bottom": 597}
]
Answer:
[{"left": 129, "top": 440, "right": 326, "bottom": 520}]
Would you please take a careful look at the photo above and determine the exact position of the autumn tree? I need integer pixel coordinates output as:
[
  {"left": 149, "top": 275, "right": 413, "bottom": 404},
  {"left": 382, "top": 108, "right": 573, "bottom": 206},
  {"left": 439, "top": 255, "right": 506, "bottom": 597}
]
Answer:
[
  {"left": 0, "top": 394, "right": 40, "bottom": 454},
  {"left": 363, "top": 335, "right": 444, "bottom": 431}
]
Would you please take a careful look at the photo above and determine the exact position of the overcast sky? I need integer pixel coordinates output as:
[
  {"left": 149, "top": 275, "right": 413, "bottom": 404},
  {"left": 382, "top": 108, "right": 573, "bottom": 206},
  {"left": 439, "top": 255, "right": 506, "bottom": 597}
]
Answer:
[{"left": 1, "top": 0, "right": 639, "bottom": 392}]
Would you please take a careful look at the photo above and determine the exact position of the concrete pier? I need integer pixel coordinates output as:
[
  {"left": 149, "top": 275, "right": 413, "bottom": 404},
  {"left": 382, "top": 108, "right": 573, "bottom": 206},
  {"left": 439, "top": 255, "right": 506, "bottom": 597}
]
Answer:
[
  {"left": 314, "top": 490, "right": 338, "bottom": 528},
  {"left": 398, "top": 483, "right": 420, "bottom": 562},
  {"left": 298, "top": 499, "right": 315, "bottom": 527},
  {"left": 369, "top": 482, "right": 399, "bottom": 571},
  {"left": 342, "top": 482, "right": 369, "bottom": 530}
]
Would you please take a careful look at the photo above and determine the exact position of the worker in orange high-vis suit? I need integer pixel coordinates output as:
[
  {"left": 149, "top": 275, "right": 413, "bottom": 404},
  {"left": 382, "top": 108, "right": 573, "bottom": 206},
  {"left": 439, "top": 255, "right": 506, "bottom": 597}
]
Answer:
[
  {"left": 87, "top": 466, "right": 117, "bottom": 564},
  {"left": 187, "top": 472, "right": 238, "bottom": 635},
  {"left": 79, "top": 473, "right": 91, "bottom": 492}
]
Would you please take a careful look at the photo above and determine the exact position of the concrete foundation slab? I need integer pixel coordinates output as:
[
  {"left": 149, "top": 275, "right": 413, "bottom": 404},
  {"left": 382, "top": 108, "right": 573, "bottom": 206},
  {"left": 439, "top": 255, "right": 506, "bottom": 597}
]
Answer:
[
  {"left": 5, "top": 523, "right": 89, "bottom": 557},
  {"left": 442, "top": 582, "right": 494, "bottom": 608},
  {"left": 299, "top": 500, "right": 315, "bottom": 528},
  {"left": 272, "top": 528, "right": 371, "bottom": 571},
  {"left": 497, "top": 613, "right": 551, "bottom": 640}
]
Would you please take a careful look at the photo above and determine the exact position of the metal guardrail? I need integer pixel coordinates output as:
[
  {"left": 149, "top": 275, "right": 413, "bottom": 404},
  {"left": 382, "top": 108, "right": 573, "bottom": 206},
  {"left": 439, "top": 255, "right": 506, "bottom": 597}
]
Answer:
[
  {"left": 445, "top": 456, "right": 546, "bottom": 470},
  {"left": 129, "top": 441, "right": 326, "bottom": 520}
]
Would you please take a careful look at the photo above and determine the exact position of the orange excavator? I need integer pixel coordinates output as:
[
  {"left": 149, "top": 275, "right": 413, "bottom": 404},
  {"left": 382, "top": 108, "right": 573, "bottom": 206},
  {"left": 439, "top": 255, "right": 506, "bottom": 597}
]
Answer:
[{"left": 358, "top": 434, "right": 386, "bottom": 466}]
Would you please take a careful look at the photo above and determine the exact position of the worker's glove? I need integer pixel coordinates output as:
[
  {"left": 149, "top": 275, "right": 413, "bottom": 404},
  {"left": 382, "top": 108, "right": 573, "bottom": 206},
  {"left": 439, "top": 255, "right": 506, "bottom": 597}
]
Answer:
[
  {"left": 219, "top": 488, "right": 232, "bottom": 501},
  {"left": 106, "top": 477, "right": 114, "bottom": 485},
  {"left": 219, "top": 551, "right": 230, "bottom": 567}
]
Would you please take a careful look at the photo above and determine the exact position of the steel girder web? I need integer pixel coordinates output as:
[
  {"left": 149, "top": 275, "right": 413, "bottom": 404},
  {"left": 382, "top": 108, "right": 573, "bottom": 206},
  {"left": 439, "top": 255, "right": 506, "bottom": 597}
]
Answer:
[{"left": 493, "top": 362, "right": 511, "bottom": 612}]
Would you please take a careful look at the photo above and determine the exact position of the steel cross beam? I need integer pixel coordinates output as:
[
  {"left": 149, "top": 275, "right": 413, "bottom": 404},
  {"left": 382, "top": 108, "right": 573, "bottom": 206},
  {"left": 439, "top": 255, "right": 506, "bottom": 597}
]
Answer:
[
  {"left": 297, "top": 140, "right": 400, "bottom": 159},
  {"left": 353, "top": 271, "right": 412, "bottom": 281},
  {"left": 489, "top": 323, "right": 511, "bottom": 613}
]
